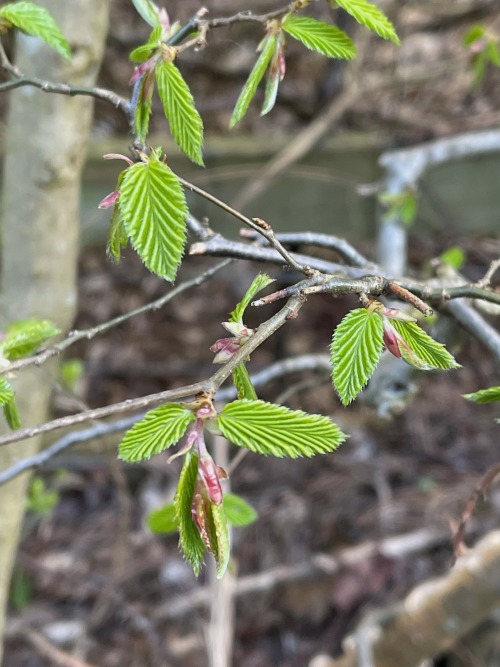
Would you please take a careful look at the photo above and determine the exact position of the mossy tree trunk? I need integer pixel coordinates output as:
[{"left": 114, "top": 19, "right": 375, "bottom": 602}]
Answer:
[{"left": 0, "top": 1, "right": 109, "bottom": 658}]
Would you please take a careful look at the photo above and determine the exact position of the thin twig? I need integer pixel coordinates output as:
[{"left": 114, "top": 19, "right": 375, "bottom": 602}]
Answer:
[
  {"left": 239, "top": 230, "right": 375, "bottom": 269},
  {"left": 180, "top": 177, "right": 309, "bottom": 273},
  {"left": 0, "top": 354, "right": 332, "bottom": 485},
  {"left": 5, "top": 621, "right": 97, "bottom": 667},
  {"left": 452, "top": 463, "right": 500, "bottom": 557},
  {"left": 0, "top": 258, "right": 230, "bottom": 376},
  {"left": 0, "top": 297, "right": 304, "bottom": 450}
]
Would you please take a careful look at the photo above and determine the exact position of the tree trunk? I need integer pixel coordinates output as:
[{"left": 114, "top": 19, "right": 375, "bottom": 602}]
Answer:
[{"left": 0, "top": 1, "right": 109, "bottom": 659}]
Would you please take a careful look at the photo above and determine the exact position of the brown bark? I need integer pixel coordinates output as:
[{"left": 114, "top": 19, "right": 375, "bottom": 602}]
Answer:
[{"left": 0, "top": 1, "right": 109, "bottom": 660}]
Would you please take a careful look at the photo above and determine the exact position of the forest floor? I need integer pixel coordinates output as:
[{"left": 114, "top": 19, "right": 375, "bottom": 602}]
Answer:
[{"left": 3, "top": 0, "right": 500, "bottom": 665}]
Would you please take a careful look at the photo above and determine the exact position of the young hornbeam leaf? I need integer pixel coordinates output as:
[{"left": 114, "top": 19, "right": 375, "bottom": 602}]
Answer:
[
  {"left": 389, "top": 319, "right": 461, "bottom": 371},
  {"left": 147, "top": 502, "right": 178, "bottom": 533},
  {"left": 131, "top": 0, "right": 162, "bottom": 28},
  {"left": 0, "top": 319, "right": 60, "bottom": 361},
  {"left": 135, "top": 70, "right": 155, "bottom": 143},
  {"left": 223, "top": 493, "right": 258, "bottom": 527},
  {"left": 262, "top": 32, "right": 286, "bottom": 116},
  {"left": 282, "top": 16, "right": 356, "bottom": 60},
  {"left": 0, "top": 377, "right": 20, "bottom": 430},
  {"left": 232, "top": 363, "right": 258, "bottom": 400},
  {"left": 334, "top": 0, "right": 400, "bottom": 44},
  {"left": 107, "top": 207, "right": 128, "bottom": 262},
  {"left": 175, "top": 452, "right": 206, "bottom": 575},
  {"left": 0, "top": 2, "right": 71, "bottom": 60},
  {"left": 155, "top": 60, "right": 204, "bottom": 165},
  {"left": 3, "top": 397, "right": 21, "bottom": 430},
  {"left": 118, "top": 403, "right": 196, "bottom": 462},
  {"left": 464, "top": 386, "right": 500, "bottom": 404},
  {"left": 147, "top": 493, "right": 258, "bottom": 532},
  {"left": 119, "top": 150, "right": 189, "bottom": 281},
  {"left": 217, "top": 399, "right": 346, "bottom": 458},
  {"left": 230, "top": 32, "right": 278, "bottom": 127},
  {"left": 230, "top": 273, "right": 274, "bottom": 323},
  {"left": 331, "top": 308, "right": 384, "bottom": 405},
  {"left": 192, "top": 484, "right": 230, "bottom": 578}
]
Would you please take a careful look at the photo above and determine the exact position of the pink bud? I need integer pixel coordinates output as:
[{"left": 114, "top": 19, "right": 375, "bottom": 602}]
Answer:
[
  {"left": 103, "top": 153, "right": 134, "bottom": 166},
  {"left": 379, "top": 306, "right": 417, "bottom": 323},
  {"left": 198, "top": 454, "right": 223, "bottom": 505},
  {"left": 382, "top": 318, "right": 402, "bottom": 358},
  {"left": 98, "top": 190, "right": 120, "bottom": 209},
  {"left": 129, "top": 55, "right": 158, "bottom": 84},
  {"left": 210, "top": 337, "right": 241, "bottom": 363}
]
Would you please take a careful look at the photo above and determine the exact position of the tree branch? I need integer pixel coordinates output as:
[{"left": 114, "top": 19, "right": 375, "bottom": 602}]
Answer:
[
  {"left": 0, "top": 296, "right": 303, "bottom": 450},
  {"left": 0, "top": 354, "right": 331, "bottom": 485}
]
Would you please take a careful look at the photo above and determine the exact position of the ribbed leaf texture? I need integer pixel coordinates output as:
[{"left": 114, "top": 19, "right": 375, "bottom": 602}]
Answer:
[
  {"left": 334, "top": 0, "right": 399, "bottom": 43},
  {"left": 331, "top": 308, "right": 384, "bottom": 405},
  {"left": 147, "top": 502, "right": 177, "bottom": 533},
  {"left": 134, "top": 71, "right": 155, "bottom": 143},
  {"left": 223, "top": 493, "right": 258, "bottom": 527},
  {"left": 131, "top": 0, "right": 160, "bottom": 27},
  {"left": 119, "top": 403, "right": 195, "bottom": 462},
  {"left": 283, "top": 16, "right": 356, "bottom": 59},
  {"left": 155, "top": 60, "right": 204, "bottom": 165},
  {"left": 392, "top": 320, "right": 461, "bottom": 371},
  {"left": 1, "top": 319, "right": 60, "bottom": 360},
  {"left": 0, "top": 377, "right": 20, "bottom": 430},
  {"left": 0, "top": 2, "right": 71, "bottom": 59},
  {"left": 175, "top": 453, "right": 205, "bottom": 575},
  {"left": 218, "top": 399, "right": 346, "bottom": 458},
  {"left": 207, "top": 500, "right": 230, "bottom": 579},
  {"left": 230, "top": 273, "right": 274, "bottom": 323},
  {"left": 107, "top": 207, "right": 128, "bottom": 262},
  {"left": 230, "top": 34, "right": 277, "bottom": 127},
  {"left": 232, "top": 364, "right": 258, "bottom": 400},
  {"left": 146, "top": 493, "right": 257, "bottom": 533},
  {"left": 130, "top": 26, "right": 162, "bottom": 62},
  {"left": 464, "top": 386, "right": 500, "bottom": 404},
  {"left": 119, "top": 151, "right": 188, "bottom": 281}
]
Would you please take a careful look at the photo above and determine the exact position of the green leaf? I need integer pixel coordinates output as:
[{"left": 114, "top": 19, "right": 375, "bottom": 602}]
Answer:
[
  {"left": 218, "top": 399, "right": 346, "bottom": 458},
  {"left": 230, "top": 33, "right": 277, "bottom": 128},
  {"left": 223, "top": 493, "right": 258, "bottom": 527},
  {"left": 487, "top": 40, "right": 500, "bottom": 67},
  {"left": 463, "top": 25, "right": 485, "bottom": 47},
  {"left": 392, "top": 320, "right": 461, "bottom": 371},
  {"left": 130, "top": 26, "right": 162, "bottom": 62},
  {"left": 0, "top": 376, "right": 15, "bottom": 406},
  {"left": 0, "top": 377, "right": 20, "bottom": 430},
  {"left": 464, "top": 386, "right": 500, "bottom": 404},
  {"left": 334, "top": 0, "right": 399, "bottom": 44},
  {"left": 155, "top": 60, "right": 204, "bottom": 165},
  {"left": 26, "top": 477, "right": 58, "bottom": 516},
  {"left": 230, "top": 273, "right": 274, "bottom": 323},
  {"left": 131, "top": 0, "right": 161, "bottom": 28},
  {"left": 119, "top": 403, "right": 196, "bottom": 462},
  {"left": 232, "top": 363, "right": 258, "bottom": 400},
  {"left": 440, "top": 246, "right": 465, "bottom": 270},
  {"left": 119, "top": 151, "right": 188, "bottom": 281},
  {"left": 1, "top": 319, "right": 60, "bottom": 360},
  {"left": 379, "top": 189, "right": 418, "bottom": 227},
  {"left": 61, "top": 358, "right": 84, "bottom": 392},
  {"left": 107, "top": 206, "right": 128, "bottom": 262},
  {"left": 207, "top": 500, "right": 230, "bottom": 578},
  {"left": 135, "top": 71, "right": 155, "bottom": 143},
  {"left": 3, "top": 398, "right": 21, "bottom": 430},
  {"left": 176, "top": 452, "right": 205, "bottom": 575},
  {"left": 0, "top": 2, "right": 71, "bottom": 59},
  {"left": 331, "top": 308, "right": 384, "bottom": 405},
  {"left": 283, "top": 16, "right": 356, "bottom": 59},
  {"left": 147, "top": 502, "right": 178, "bottom": 533}
]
